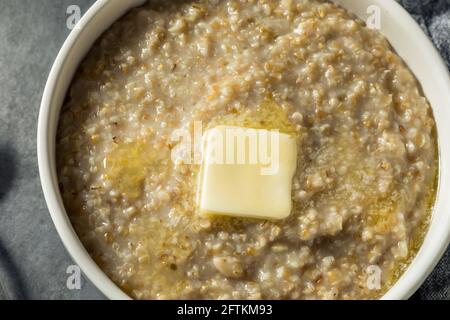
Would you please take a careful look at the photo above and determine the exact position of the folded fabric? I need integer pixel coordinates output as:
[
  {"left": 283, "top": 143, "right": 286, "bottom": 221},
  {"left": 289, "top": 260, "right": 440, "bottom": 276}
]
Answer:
[{"left": 399, "top": 0, "right": 450, "bottom": 69}]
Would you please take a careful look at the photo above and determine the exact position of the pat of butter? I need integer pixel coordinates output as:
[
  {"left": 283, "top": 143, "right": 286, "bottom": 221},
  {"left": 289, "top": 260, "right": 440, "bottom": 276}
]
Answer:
[{"left": 197, "top": 125, "right": 297, "bottom": 220}]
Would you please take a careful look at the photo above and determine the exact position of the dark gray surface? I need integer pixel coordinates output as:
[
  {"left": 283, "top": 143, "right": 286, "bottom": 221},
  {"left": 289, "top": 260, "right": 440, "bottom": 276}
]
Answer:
[
  {"left": 0, "top": 0, "right": 448, "bottom": 300},
  {"left": 0, "top": 0, "right": 103, "bottom": 300}
]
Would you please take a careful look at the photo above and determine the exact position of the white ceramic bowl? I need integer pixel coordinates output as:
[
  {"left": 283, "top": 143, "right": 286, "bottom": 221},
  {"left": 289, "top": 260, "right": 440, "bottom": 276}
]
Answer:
[{"left": 38, "top": 0, "right": 450, "bottom": 300}]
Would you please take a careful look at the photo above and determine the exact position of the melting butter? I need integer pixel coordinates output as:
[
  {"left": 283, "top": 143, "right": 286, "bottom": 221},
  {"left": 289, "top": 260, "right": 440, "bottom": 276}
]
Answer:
[{"left": 197, "top": 125, "right": 297, "bottom": 220}]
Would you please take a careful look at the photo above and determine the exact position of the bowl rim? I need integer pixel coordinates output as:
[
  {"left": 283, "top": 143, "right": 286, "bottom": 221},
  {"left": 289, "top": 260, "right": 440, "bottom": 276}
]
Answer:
[
  {"left": 38, "top": 0, "right": 450, "bottom": 300},
  {"left": 38, "top": 0, "right": 143, "bottom": 300}
]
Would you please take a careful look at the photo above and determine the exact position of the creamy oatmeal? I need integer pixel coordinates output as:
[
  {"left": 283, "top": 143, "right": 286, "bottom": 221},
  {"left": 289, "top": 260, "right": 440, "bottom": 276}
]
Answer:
[{"left": 56, "top": 0, "right": 438, "bottom": 299}]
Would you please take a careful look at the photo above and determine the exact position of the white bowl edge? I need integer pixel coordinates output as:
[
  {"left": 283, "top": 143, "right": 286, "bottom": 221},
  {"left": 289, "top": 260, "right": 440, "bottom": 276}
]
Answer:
[
  {"left": 37, "top": 0, "right": 450, "bottom": 300},
  {"left": 38, "top": 0, "right": 147, "bottom": 300}
]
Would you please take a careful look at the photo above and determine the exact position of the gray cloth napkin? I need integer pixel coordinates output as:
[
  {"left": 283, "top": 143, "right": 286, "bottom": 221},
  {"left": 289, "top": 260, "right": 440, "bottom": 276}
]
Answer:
[
  {"left": 399, "top": 0, "right": 450, "bottom": 69},
  {"left": 397, "top": 0, "right": 450, "bottom": 300}
]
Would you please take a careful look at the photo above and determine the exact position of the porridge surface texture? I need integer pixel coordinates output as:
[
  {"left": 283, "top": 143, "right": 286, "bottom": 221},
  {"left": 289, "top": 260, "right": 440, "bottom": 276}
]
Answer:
[{"left": 56, "top": 0, "right": 438, "bottom": 299}]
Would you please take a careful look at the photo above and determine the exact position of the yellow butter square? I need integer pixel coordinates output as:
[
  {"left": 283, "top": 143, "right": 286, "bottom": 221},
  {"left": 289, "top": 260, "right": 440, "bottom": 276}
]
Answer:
[{"left": 197, "top": 126, "right": 297, "bottom": 220}]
